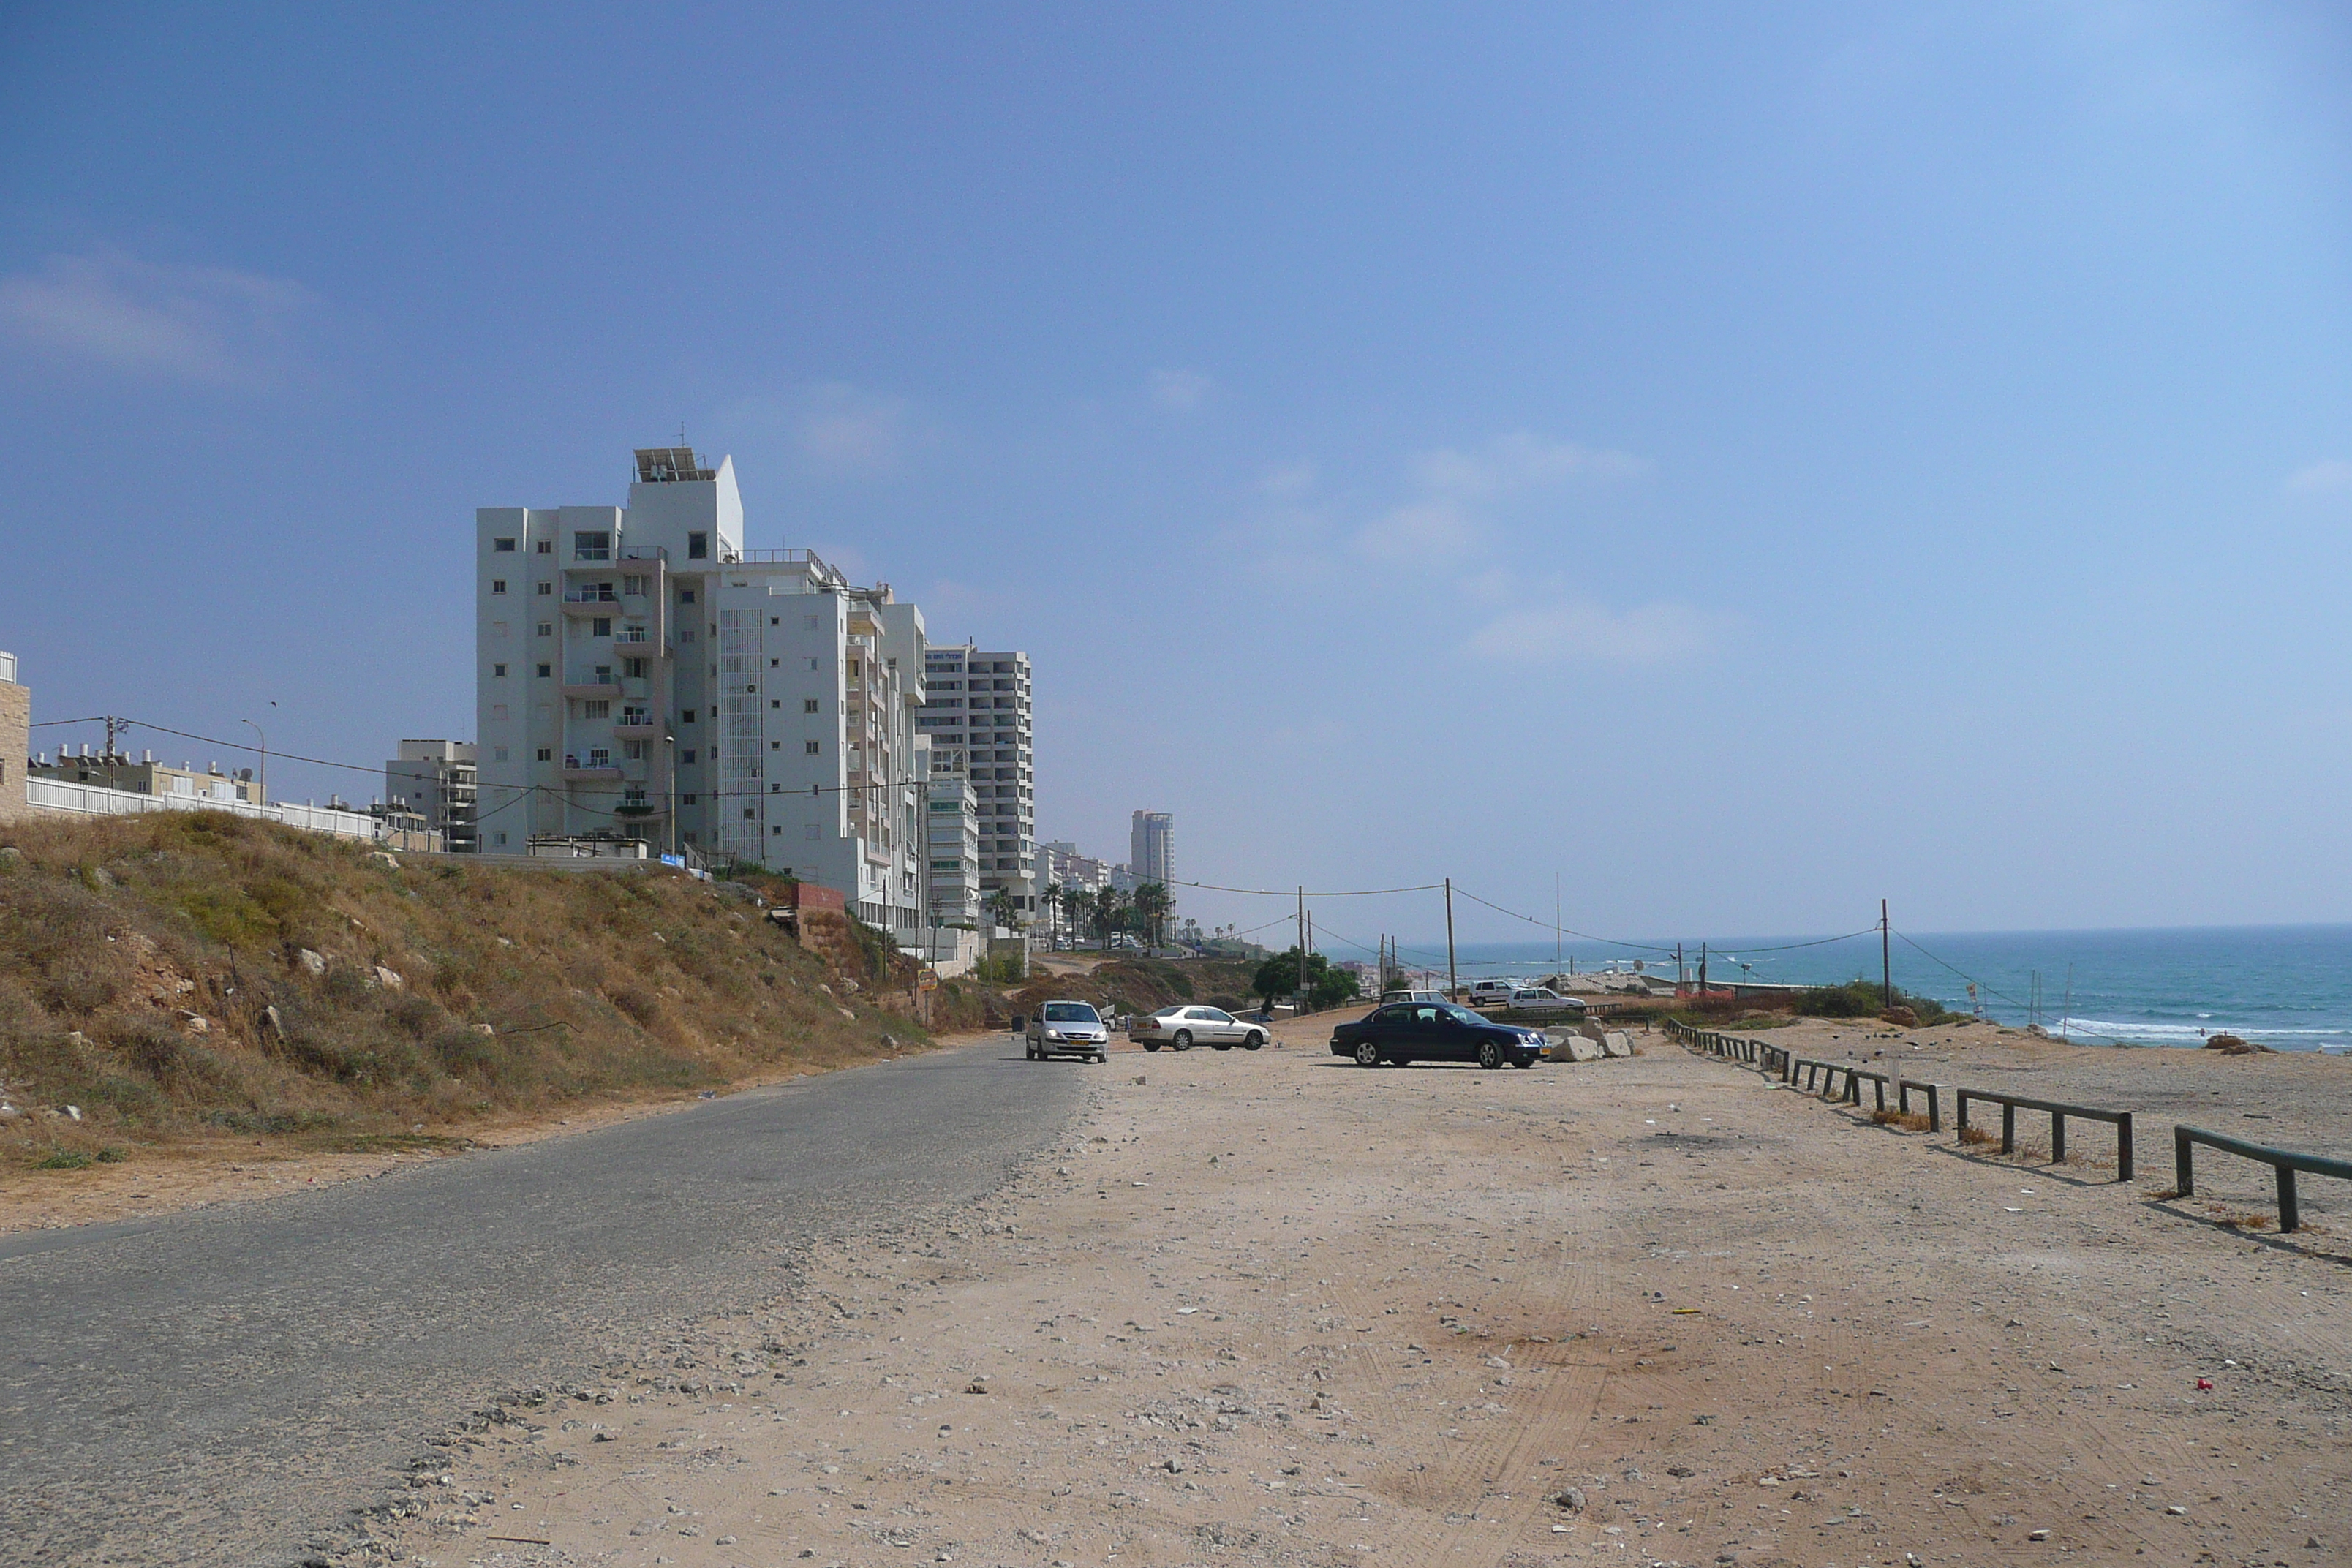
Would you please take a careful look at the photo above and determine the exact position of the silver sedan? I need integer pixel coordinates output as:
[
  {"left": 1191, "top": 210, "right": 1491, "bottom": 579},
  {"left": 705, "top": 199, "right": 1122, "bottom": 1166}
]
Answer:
[{"left": 1129, "top": 1005, "right": 1267, "bottom": 1052}]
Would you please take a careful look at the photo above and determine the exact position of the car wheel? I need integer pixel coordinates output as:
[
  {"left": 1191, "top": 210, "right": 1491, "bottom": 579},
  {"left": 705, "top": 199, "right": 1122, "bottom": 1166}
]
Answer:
[
  {"left": 1354, "top": 1039, "right": 1381, "bottom": 1068},
  {"left": 1173, "top": 1030, "right": 1193, "bottom": 1052},
  {"left": 1093, "top": 1053, "right": 1107, "bottom": 1064},
  {"left": 1142, "top": 1039, "right": 1160, "bottom": 1052},
  {"left": 1477, "top": 1039, "right": 1504, "bottom": 1070},
  {"left": 1243, "top": 1031, "right": 1264, "bottom": 1050}
]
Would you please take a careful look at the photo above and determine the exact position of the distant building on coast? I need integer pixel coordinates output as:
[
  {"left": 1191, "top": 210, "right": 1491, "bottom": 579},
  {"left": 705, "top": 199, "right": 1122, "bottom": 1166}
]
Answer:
[
  {"left": 31, "top": 748, "right": 261, "bottom": 806},
  {"left": 1131, "top": 810, "right": 1173, "bottom": 890},
  {"left": 385, "top": 740, "right": 478, "bottom": 854},
  {"left": 918, "top": 643, "right": 1035, "bottom": 923}
]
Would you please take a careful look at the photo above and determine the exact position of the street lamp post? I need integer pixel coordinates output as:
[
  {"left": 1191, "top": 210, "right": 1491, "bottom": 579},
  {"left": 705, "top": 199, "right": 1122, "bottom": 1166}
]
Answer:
[{"left": 240, "top": 718, "right": 267, "bottom": 807}]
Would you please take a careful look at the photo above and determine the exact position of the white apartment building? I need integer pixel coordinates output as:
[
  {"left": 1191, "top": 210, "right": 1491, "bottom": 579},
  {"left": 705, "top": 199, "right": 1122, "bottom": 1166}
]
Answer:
[
  {"left": 1130, "top": 810, "right": 1174, "bottom": 891},
  {"left": 475, "top": 447, "right": 930, "bottom": 935},
  {"left": 918, "top": 643, "right": 1036, "bottom": 921},
  {"left": 925, "top": 772, "right": 980, "bottom": 927},
  {"left": 386, "top": 739, "right": 478, "bottom": 853}
]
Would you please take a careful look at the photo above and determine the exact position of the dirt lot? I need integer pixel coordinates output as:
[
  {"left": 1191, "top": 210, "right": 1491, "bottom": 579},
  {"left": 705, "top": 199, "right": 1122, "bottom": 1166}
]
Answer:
[{"left": 343, "top": 1016, "right": 2351, "bottom": 1568}]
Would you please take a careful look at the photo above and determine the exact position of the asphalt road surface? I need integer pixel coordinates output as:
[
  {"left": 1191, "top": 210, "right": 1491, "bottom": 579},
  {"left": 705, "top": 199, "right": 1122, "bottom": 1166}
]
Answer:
[{"left": 0, "top": 1039, "right": 1081, "bottom": 1567}]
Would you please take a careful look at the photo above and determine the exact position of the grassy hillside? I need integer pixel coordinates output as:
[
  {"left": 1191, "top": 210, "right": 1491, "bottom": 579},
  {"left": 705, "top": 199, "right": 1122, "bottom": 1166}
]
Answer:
[
  {"left": 0, "top": 813, "right": 931, "bottom": 1170},
  {"left": 1011, "top": 955, "right": 1263, "bottom": 1019}
]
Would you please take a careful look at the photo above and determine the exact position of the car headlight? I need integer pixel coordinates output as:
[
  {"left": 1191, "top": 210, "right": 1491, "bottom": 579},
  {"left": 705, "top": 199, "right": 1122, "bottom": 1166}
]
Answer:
[{"left": 1045, "top": 1029, "right": 1063, "bottom": 1040}]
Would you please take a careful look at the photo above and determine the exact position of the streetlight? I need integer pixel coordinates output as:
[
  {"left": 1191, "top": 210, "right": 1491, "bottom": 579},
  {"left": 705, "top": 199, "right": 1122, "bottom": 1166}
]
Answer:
[{"left": 240, "top": 717, "right": 267, "bottom": 807}]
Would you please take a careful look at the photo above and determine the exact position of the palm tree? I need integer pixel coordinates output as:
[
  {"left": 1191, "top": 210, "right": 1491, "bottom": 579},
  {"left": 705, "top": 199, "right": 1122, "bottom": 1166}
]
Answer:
[
  {"left": 1040, "top": 883, "right": 1066, "bottom": 946},
  {"left": 1132, "top": 881, "right": 1172, "bottom": 951},
  {"left": 985, "top": 886, "right": 1019, "bottom": 933}
]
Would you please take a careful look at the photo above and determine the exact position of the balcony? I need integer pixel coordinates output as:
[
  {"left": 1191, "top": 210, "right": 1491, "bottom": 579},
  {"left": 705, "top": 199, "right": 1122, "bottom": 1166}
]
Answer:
[
  {"left": 612, "top": 789, "right": 668, "bottom": 818},
  {"left": 611, "top": 627, "right": 658, "bottom": 652},
  {"left": 614, "top": 708, "right": 660, "bottom": 738},
  {"left": 562, "top": 669, "right": 621, "bottom": 697},
  {"left": 562, "top": 753, "right": 621, "bottom": 780},
  {"left": 561, "top": 588, "right": 621, "bottom": 616}
]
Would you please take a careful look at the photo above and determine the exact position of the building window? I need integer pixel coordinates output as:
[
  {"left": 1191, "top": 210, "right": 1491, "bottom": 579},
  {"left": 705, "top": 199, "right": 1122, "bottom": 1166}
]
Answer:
[
  {"left": 807, "top": 657, "right": 819, "bottom": 671},
  {"left": 583, "top": 699, "right": 611, "bottom": 718},
  {"left": 687, "top": 531, "right": 709, "bottom": 559},
  {"left": 681, "top": 749, "right": 696, "bottom": 764},
  {"left": 592, "top": 617, "right": 611, "bottom": 638},
  {"left": 804, "top": 698, "right": 820, "bottom": 713},
  {"left": 770, "top": 740, "right": 780, "bottom": 750},
  {"left": 805, "top": 740, "right": 821, "bottom": 755},
  {"left": 494, "top": 537, "right": 516, "bottom": 552},
  {"left": 769, "top": 657, "right": 778, "bottom": 666},
  {"left": 492, "top": 663, "right": 508, "bottom": 677},
  {"left": 623, "top": 658, "right": 646, "bottom": 679},
  {"left": 681, "top": 709, "right": 696, "bottom": 723},
  {"left": 535, "top": 539, "right": 551, "bottom": 554},
  {"left": 742, "top": 808, "right": 755, "bottom": 820},
  {"left": 574, "top": 531, "right": 611, "bottom": 560},
  {"left": 682, "top": 793, "right": 697, "bottom": 805},
  {"left": 622, "top": 575, "right": 647, "bottom": 595},
  {"left": 494, "top": 831, "right": 508, "bottom": 845},
  {"left": 536, "top": 621, "right": 551, "bottom": 636},
  {"left": 536, "top": 747, "right": 551, "bottom": 762},
  {"left": 536, "top": 582, "right": 551, "bottom": 595},
  {"left": 490, "top": 579, "right": 507, "bottom": 595},
  {"left": 536, "top": 663, "right": 551, "bottom": 678},
  {"left": 678, "top": 587, "right": 696, "bottom": 604}
]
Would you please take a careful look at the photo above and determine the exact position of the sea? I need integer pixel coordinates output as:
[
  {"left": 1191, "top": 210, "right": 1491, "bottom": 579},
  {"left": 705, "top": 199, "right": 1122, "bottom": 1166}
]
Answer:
[{"left": 1396, "top": 925, "right": 2352, "bottom": 1053}]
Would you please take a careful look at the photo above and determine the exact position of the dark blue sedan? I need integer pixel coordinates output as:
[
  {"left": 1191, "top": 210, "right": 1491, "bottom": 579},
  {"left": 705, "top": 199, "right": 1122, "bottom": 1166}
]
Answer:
[{"left": 1329, "top": 1001, "right": 1548, "bottom": 1070}]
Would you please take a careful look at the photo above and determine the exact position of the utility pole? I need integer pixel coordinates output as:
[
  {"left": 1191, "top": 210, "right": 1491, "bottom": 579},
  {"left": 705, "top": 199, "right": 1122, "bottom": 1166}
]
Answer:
[
  {"left": 1444, "top": 878, "right": 1458, "bottom": 1000},
  {"left": 1297, "top": 885, "right": 1308, "bottom": 1014},
  {"left": 1699, "top": 941, "right": 1708, "bottom": 993},
  {"left": 1676, "top": 941, "right": 1684, "bottom": 995},
  {"left": 1880, "top": 899, "right": 1892, "bottom": 1008},
  {"left": 1554, "top": 871, "right": 1561, "bottom": 974}
]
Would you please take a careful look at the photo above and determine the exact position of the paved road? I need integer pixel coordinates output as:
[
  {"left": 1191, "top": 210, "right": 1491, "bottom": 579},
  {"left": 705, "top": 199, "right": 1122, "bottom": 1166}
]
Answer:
[{"left": 0, "top": 1039, "right": 1081, "bottom": 1567}]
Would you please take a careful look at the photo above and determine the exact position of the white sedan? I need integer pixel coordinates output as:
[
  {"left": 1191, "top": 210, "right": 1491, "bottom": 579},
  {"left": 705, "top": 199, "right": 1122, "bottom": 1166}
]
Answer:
[{"left": 1130, "top": 1005, "right": 1267, "bottom": 1052}]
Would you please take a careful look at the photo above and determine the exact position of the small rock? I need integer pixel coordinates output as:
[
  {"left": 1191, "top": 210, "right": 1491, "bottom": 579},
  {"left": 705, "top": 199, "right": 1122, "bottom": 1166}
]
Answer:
[
  {"left": 297, "top": 949, "right": 328, "bottom": 976},
  {"left": 178, "top": 1012, "right": 210, "bottom": 1034},
  {"left": 837, "top": 1007, "right": 857, "bottom": 1022},
  {"left": 592, "top": 1431, "right": 614, "bottom": 1441},
  {"left": 2166, "top": 1505, "right": 2187, "bottom": 1516},
  {"left": 1164, "top": 1458, "right": 1185, "bottom": 1473},
  {"left": 880, "top": 1033, "right": 898, "bottom": 1048},
  {"left": 2028, "top": 1528, "right": 2051, "bottom": 1541},
  {"left": 65, "top": 1105, "right": 81, "bottom": 1122},
  {"left": 1552, "top": 1487, "right": 1587, "bottom": 1512},
  {"left": 1667, "top": 1466, "right": 1696, "bottom": 1478},
  {"left": 369, "top": 965, "right": 404, "bottom": 991},
  {"left": 260, "top": 1005, "right": 284, "bottom": 1036},
  {"left": 369, "top": 851, "right": 401, "bottom": 870},
  {"left": 715, "top": 1537, "right": 736, "bottom": 1546},
  {"left": 472, "top": 1022, "right": 495, "bottom": 1036}
]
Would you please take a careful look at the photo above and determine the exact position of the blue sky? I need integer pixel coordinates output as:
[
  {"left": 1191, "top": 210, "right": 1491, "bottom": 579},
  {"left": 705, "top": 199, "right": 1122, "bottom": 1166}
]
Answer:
[{"left": 3, "top": 3, "right": 2350, "bottom": 947}]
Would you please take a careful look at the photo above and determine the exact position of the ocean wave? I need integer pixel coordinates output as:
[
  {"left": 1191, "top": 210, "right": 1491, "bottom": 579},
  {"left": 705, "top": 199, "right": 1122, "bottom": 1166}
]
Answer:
[{"left": 2059, "top": 1016, "right": 2350, "bottom": 1045}]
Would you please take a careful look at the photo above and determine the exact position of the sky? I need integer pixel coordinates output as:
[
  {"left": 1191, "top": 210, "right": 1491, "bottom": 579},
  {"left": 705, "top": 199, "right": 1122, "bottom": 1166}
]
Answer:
[{"left": 2, "top": 2, "right": 2350, "bottom": 952}]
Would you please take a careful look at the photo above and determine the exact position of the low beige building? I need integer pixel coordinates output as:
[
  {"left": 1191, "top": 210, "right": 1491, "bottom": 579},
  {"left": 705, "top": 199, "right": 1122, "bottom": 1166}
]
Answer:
[
  {"left": 0, "top": 652, "right": 27, "bottom": 823},
  {"left": 31, "top": 750, "right": 261, "bottom": 806}
]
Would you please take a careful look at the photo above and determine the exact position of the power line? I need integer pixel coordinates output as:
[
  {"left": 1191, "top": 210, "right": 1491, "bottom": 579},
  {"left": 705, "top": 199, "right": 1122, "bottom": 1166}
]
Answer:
[{"left": 1165, "top": 877, "right": 1446, "bottom": 898}]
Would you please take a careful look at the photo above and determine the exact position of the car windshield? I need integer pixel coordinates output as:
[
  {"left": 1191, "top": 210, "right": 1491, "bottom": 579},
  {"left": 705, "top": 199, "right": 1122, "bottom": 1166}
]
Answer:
[
  {"left": 1439, "top": 1004, "right": 1485, "bottom": 1025},
  {"left": 1043, "top": 1003, "right": 1100, "bottom": 1023}
]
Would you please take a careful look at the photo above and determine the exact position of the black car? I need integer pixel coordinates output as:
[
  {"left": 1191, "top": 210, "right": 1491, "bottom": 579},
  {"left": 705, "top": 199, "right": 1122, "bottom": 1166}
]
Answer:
[{"left": 1329, "top": 1001, "right": 1548, "bottom": 1070}]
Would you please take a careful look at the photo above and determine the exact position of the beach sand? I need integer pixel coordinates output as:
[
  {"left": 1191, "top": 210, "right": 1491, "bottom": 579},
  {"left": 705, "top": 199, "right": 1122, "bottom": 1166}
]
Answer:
[{"left": 357, "top": 1014, "right": 2352, "bottom": 1568}]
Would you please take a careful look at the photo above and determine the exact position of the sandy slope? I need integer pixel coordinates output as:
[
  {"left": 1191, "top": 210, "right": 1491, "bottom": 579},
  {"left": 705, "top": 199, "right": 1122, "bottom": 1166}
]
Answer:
[{"left": 354, "top": 1018, "right": 2351, "bottom": 1568}]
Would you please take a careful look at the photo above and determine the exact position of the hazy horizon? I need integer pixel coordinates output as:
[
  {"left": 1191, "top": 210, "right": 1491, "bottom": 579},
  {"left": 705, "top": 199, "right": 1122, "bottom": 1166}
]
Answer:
[{"left": 5, "top": 4, "right": 2351, "bottom": 943}]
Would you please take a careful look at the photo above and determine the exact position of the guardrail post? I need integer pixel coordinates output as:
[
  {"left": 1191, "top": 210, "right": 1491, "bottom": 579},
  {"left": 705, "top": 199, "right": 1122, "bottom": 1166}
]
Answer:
[
  {"left": 2174, "top": 1125, "right": 2194, "bottom": 1197},
  {"left": 2278, "top": 1166, "right": 2301, "bottom": 1233},
  {"left": 2001, "top": 1102, "right": 2016, "bottom": 1155},
  {"left": 2052, "top": 1112, "right": 2068, "bottom": 1164},
  {"left": 2117, "top": 1112, "right": 2133, "bottom": 1183},
  {"left": 1956, "top": 1091, "right": 1972, "bottom": 1139}
]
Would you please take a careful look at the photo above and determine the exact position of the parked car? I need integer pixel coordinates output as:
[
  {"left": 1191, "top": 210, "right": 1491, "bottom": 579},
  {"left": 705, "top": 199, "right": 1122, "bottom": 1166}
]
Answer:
[
  {"left": 1466, "top": 979, "right": 1520, "bottom": 1009},
  {"left": 1024, "top": 1001, "right": 1109, "bottom": 1063},
  {"left": 1379, "top": 989, "right": 1451, "bottom": 1006},
  {"left": 1130, "top": 1004, "right": 1267, "bottom": 1052},
  {"left": 1329, "top": 1001, "right": 1548, "bottom": 1070},
  {"left": 1495, "top": 985, "right": 1587, "bottom": 1018}
]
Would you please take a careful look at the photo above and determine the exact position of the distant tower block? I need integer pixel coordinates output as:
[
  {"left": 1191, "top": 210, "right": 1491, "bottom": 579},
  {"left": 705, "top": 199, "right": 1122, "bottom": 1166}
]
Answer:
[{"left": 1131, "top": 810, "right": 1173, "bottom": 892}]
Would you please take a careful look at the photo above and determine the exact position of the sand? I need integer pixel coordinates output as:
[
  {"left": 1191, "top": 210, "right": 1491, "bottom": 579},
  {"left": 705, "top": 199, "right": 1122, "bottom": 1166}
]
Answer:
[{"left": 351, "top": 1014, "right": 2352, "bottom": 1568}]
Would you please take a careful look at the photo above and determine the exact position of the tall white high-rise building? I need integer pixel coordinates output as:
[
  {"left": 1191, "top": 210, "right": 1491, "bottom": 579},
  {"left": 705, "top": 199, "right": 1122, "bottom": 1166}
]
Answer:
[
  {"left": 918, "top": 643, "right": 1035, "bottom": 921},
  {"left": 474, "top": 447, "right": 930, "bottom": 935},
  {"left": 1131, "top": 810, "right": 1174, "bottom": 891}
]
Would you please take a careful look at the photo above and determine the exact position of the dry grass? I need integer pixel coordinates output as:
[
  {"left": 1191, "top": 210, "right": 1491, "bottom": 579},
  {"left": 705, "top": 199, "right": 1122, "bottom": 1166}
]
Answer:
[
  {"left": 0, "top": 813, "right": 929, "bottom": 1170},
  {"left": 2215, "top": 1209, "right": 2275, "bottom": 1231},
  {"left": 1869, "top": 1109, "right": 1934, "bottom": 1132},
  {"left": 1956, "top": 1123, "right": 1997, "bottom": 1147}
]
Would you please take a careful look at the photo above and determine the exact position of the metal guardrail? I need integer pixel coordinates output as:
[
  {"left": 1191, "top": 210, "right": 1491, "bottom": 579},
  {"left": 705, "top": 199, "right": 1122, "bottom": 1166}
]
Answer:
[
  {"left": 1957, "top": 1090, "right": 2133, "bottom": 1181},
  {"left": 2174, "top": 1125, "right": 2352, "bottom": 1233}
]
